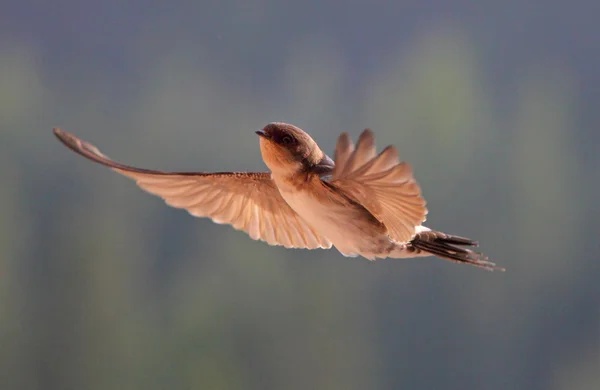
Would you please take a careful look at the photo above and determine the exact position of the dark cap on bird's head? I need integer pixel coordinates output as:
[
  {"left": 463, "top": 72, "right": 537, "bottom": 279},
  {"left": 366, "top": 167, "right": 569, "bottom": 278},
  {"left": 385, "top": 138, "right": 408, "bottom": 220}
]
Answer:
[{"left": 256, "top": 122, "right": 333, "bottom": 175}]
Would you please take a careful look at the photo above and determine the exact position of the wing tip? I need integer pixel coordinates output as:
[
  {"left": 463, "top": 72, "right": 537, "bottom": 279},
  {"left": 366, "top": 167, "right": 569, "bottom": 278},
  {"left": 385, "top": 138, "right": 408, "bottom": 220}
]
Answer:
[
  {"left": 53, "top": 127, "right": 109, "bottom": 161},
  {"left": 358, "top": 128, "right": 375, "bottom": 144},
  {"left": 53, "top": 127, "right": 78, "bottom": 150}
]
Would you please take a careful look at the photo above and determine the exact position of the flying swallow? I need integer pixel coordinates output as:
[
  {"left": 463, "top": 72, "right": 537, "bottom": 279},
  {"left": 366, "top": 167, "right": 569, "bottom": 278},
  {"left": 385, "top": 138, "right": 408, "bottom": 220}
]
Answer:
[{"left": 53, "top": 123, "right": 502, "bottom": 271}]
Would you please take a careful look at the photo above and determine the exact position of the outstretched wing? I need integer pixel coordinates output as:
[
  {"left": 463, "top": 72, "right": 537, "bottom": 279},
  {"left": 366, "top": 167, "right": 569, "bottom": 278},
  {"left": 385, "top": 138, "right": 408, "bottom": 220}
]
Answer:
[
  {"left": 329, "top": 129, "right": 428, "bottom": 243},
  {"left": 53, "top": 128, "right": 331, "bottom": 250}
]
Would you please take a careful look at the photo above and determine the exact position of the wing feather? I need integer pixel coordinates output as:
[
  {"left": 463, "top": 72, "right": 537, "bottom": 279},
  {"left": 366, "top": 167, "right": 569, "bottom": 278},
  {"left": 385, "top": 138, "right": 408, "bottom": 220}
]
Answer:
[
  {"left": 329, "top": 129, "right": 428, "bottom": 243},
  {"left": 53, "top": 128, "right": 331, "bottom": 250}
]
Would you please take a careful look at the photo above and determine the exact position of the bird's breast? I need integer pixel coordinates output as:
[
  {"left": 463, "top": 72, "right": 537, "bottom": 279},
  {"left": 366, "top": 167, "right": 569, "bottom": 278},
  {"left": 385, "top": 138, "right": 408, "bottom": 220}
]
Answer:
[{"left": 273, "top": 174, "right": 389, "bottom": 257}]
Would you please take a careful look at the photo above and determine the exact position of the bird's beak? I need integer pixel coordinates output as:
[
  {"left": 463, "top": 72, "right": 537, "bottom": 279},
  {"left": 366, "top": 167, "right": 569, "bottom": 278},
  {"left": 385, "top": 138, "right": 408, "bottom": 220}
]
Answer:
[{"left": 255, "top": 130, "right": 270, "bottom": 139}]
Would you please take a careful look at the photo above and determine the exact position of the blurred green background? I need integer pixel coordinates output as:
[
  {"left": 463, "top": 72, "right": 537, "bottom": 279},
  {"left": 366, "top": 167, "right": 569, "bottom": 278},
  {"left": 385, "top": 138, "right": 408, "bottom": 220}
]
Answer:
[{"left": 1, "top": 1, "right": 598, "bottom": 389}]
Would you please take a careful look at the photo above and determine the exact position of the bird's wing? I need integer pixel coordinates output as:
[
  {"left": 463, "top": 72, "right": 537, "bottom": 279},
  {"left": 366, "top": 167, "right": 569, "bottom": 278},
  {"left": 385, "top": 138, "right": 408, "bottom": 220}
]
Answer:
[
  {"left": 329, "top": 129, "right": 428, "bottom": 243},
  {"left": 53, "top": 128, "right": 331, "bottom": 249}
]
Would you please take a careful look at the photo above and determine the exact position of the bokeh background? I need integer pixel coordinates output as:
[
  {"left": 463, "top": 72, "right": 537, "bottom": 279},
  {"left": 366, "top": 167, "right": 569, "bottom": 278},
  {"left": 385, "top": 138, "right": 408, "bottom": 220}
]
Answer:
[{"left": 1, "top": 1, "right": 599, "bottom": 389}]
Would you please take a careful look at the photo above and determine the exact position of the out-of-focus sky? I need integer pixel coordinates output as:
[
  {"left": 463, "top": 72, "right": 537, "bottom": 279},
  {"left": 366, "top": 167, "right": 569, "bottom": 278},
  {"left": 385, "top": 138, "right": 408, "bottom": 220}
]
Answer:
[{"left": 1, "top": 1, "right": 598, "bottom": 389}]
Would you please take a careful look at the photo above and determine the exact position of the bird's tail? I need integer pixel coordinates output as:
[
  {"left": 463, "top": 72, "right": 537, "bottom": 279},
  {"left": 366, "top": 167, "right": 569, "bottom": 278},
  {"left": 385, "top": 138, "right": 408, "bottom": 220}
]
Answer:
[{"left": 409, "top": 230, "right": 504, "bottom": 271}]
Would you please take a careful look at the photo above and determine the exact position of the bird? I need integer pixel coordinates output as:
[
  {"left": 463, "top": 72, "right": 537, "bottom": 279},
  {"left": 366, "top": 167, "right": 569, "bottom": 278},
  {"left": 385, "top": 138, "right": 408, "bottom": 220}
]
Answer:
[{"left": 53, "top": 123, "right": 502, "bottom": 271}]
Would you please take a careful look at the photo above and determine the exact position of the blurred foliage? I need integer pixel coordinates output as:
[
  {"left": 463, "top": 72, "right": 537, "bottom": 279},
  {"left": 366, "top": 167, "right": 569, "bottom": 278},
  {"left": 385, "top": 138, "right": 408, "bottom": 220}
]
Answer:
[{"left": 1, "top": 2, "right": 599, "bottom": 390}]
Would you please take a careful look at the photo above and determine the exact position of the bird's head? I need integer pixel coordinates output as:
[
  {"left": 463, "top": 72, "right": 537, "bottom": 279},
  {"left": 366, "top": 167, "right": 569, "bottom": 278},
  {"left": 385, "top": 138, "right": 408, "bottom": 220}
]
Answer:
[{"left": 256, "top": 122, "right": 334, "bottom": 176}]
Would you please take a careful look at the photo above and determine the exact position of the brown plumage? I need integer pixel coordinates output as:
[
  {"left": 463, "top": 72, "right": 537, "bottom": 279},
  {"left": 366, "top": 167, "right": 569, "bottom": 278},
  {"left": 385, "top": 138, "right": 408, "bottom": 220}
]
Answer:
[
  {"left": 409, "top": 231, "right": 499, "bottom": 270},
  {"left": 53, "top": 122, "right": 503, "bottom": 271},
  {"left": 53, "top": 128, "right": 331, "bottom": 249}
]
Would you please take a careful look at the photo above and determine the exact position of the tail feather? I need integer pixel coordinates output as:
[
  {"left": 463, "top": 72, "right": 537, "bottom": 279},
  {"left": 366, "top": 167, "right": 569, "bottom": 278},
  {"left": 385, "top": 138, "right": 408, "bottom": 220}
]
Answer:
[{"left": 410, "top": 231, "right": 504, "bottom": 271}]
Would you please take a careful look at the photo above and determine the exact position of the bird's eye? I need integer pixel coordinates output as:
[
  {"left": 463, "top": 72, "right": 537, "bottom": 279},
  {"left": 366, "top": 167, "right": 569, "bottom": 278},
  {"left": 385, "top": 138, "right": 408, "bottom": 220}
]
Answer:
[{"left": 281, "top": 135, "right": 294, "bottom": 145}]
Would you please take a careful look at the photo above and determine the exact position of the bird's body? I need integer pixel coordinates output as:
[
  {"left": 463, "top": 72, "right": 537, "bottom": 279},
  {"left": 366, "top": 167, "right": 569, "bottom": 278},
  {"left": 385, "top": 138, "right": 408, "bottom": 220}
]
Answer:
[
  {"left": 274, "top": 173, "right": 390, "bottom": 258},
  {"left": 53, "top": 122, "right": 502, "bottom": 271}
]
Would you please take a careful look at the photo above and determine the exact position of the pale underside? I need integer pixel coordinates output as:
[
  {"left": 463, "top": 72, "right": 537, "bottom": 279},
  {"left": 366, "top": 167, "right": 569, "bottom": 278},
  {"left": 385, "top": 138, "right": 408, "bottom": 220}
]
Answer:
[
  {"left": 273, "top": 129, "right": 428, "bottom": 259},
  {"left": 53, "top": 128, "right": 428, "bottom": 259}
]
